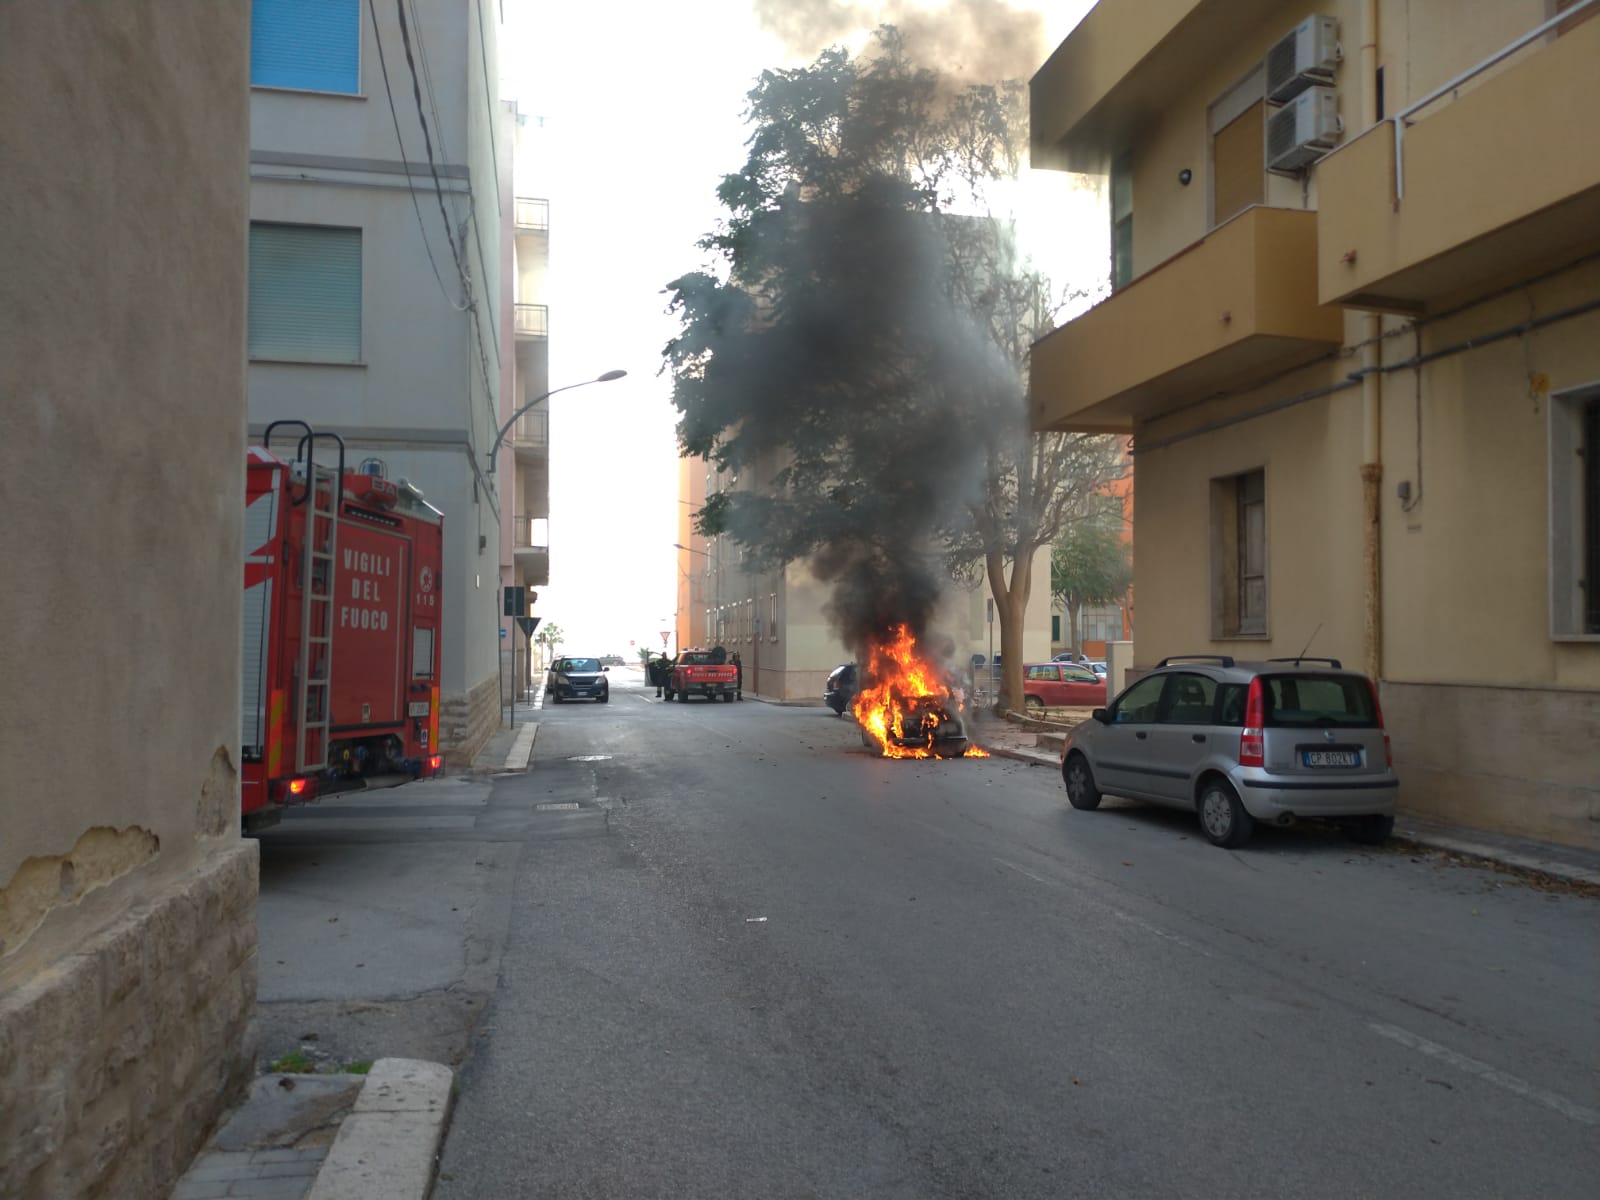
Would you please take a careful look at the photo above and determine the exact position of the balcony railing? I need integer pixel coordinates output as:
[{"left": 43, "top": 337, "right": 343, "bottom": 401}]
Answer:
[
  {"left": 514, "top": 303, "right": 548, "bottom": 339},
  {"left": 1316, "top": 7, "right": 1600, "bottom": 311},
  {"left": 1031, "top": 206, "right": 1342, "bottom": 432},
  {"left": 513, "top": 514, "right": 549, "bottom": 550},
  {"left": 512, "top": 405, "right": 547, "bottom": 448},
  {"left": 514, "top": 197, "right": 549, "bottom": 232}
]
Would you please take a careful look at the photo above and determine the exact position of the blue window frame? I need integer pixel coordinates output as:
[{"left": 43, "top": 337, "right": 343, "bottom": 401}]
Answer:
[{"left": 251, "top": 0, "right": 360, "bottom": 94}]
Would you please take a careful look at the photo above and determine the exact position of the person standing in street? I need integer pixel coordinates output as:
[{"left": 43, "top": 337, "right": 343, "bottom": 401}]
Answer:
[{"left": 732, "top": 651, "right": 743, "bottom": 700}]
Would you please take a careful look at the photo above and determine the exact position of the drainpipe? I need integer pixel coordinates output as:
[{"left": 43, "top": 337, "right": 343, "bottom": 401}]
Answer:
[{"left": 1359, "top": 0, "right": 1383, "bottom": 682}]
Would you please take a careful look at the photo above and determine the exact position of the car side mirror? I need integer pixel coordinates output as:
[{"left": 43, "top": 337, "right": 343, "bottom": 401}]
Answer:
[
  {"left": 602, "top": 666, "right": 609, "bottom": 672},
  {"left": 1092, "top": 707, "right": 1111, "bottom": 725}
]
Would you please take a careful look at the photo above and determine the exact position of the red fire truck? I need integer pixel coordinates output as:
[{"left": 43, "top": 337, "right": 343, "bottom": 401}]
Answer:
[{"left": 241, "top": 423, "right": 445, "bottom": 829}]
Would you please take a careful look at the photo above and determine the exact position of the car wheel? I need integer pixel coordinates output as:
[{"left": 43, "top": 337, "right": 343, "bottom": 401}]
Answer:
[
  {"left": 597, "top": 690, "right": 609, "bottom": 704},
  {"left": 723, "top": 691, "right": 734, "bottom": 703},
  {"left": 552, "top": 691, "right": 564, "bottom": 704},
  {"left": 1063, "top": 753, "right": 1102, "bottom": 811},
  {"left": 1198, "top": 779, "right": 1254, "bottom": 848},
  {"left": 1344, "top": 814, "right": 1394, "bottom": 845},
  {"left": 1024, "top": 695, "right": 1044, "bottom": 711}
]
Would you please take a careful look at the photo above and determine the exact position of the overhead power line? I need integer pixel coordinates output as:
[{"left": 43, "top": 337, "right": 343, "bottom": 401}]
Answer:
[
  {"left": 366, "top": 0, "right": 463, "bottom": 309},
  {"left": 393, "top": 0, "right": 470, "bottom": 292},
  {"left": 392, "top": 0, "right": 503, "bottom": 440}
]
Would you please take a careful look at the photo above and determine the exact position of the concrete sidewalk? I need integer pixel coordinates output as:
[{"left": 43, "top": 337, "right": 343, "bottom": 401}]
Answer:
[
  {"left": 468, "top": 682, "right": 545, "bottom": 774},
  {"left": 968, "top": 711, "right": 1600, "bottom": 888}
]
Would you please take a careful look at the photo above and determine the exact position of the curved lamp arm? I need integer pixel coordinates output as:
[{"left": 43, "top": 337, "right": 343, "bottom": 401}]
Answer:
[{"left": 488, "top": 369, "right": 626, "bottom": 475}]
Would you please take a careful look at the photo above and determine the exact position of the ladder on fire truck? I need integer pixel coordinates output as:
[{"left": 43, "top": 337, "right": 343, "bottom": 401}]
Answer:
[{"left": 263, "top": 422, "right": 346, "bottom": 775}]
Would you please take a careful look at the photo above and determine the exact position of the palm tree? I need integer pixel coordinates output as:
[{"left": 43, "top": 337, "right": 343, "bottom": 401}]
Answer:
[{"left": 536, "top": 622, "right": 564, "bottom": 669}]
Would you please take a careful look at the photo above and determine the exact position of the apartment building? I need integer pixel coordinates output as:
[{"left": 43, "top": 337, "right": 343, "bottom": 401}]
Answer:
[
  {"left": 681, "top": 461, "right": 1054, "bottom": 700},
  {"left": 500, "top": 108, "right": 551, "bottom": 696},
  {"left": 247, "top": 0, "right": 510, "bottom": 761},
  {"left": 1031, "top": 0, "right": 1600, "bottom": 847},
  {"left": 675, "top": 453, "right": 710, "bottom": 655}
]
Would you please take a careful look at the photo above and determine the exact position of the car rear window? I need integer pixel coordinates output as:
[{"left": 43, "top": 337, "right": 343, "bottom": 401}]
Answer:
[
  {"left": 1261, "top": 674, "right": 1376, "bottom": 727},
  {"left": 680, "top": 652, "right": 715, "bottom": 664}
]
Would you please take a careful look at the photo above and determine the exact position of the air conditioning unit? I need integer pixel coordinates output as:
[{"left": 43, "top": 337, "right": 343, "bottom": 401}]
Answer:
[
  {"left": 1266, "top": 86, "right": 1341, "bottom": 173},
  {"left": 1266, "top": 15, "right": 1340, "bottom": 103}
]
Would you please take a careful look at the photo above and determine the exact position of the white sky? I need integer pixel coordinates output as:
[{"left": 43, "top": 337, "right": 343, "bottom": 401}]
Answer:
[{"left": 501, "top": 0, "right": 1097, "bottom": 655}]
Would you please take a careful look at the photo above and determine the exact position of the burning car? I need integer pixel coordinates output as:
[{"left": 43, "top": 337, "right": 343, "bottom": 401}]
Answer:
[
  {"left": 852, "top": 625, "right": 987, "bottom": 759},
  {"left": 858, "top": 695, "right": 972, "bottom": 757}
]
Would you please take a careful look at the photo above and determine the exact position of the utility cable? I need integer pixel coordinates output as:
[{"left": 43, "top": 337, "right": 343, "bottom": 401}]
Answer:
[
  {"left": 406, "top": 0, "right": 448, "bottom": 161},
  {"left": 366, "top": 0, "right": 464, "bottom": 310},
  {"left": 394, "top": 0, "right": 503, "bottom": 438},
  {"left": 394, "top": 0, "right": 470, "bottom": 291}
]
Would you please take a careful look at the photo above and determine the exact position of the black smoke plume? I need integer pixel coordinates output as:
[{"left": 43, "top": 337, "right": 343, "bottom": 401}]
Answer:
[{"left": 666, "top": 30, "right": 1032, "bottom": 664}]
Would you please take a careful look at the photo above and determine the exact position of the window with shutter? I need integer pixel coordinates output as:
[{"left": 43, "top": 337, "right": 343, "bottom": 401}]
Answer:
[
  {"left": 248, "top": 223, "right": 363, "bottom": 364},
  {"left": 1550, "top": 388, "right": 1600, "bottom": 638},
  {"left": 1209, "top": 67, "right": 1266, "bottom": 230},
  {"left": 251, "top": 0, "right": 361, "bottom": 94},
  {"left": 1210, "top": 468, "right": 1269, "bottom": 638},
  {"left": 1110, "top": 152, "right": 1134, "bottom": 290}
]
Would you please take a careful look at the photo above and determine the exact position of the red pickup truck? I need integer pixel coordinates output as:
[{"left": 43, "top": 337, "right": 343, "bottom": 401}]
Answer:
[{"left": 666, "top": 649, "right": 739, "bottom": 703}]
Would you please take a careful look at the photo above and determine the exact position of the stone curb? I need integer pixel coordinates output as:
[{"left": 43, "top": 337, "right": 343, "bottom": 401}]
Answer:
[
  {"left": 1390, "top": 827, "right": 1600, "bottom": 888},
  {"left": 305, "top": 1058, "right": 453, "bottom": 1200},
  {"left": 975, "top": 741, "right": 1056, "bottom": 768}
]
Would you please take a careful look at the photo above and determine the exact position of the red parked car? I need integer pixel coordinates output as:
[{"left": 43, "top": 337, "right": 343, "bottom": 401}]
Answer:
[{"left": 1023, "top": 662, "right": 1106, "bottom": 709}]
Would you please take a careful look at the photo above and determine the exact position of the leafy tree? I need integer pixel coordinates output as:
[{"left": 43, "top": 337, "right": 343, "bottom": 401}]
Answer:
[
  {"left": 663, "top": 28, "right": 1123, "bottom": 711},
  {"left": 1051, "top": 499, "right": 1132, "bottom": 658}
]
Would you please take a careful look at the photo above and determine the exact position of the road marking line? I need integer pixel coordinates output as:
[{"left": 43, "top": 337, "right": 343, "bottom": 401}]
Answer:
[
  {"left": 1108, "top": 908, "right": 1216, "bottom": 958},
  {"left": 993, "top": 856, "right": 1215, "bottom": 958},
  {"left": 535, "top": 802, "right": 579, "bottom": 811},
  {"left": 503, "top": 722, "right": 538, "bottom": 771},
  {"left": 1368, "top": 1022, "right": 1600, "bottom": 1126},
  {"left": 994, "top": 857, "right": 1054, "bottom": 886}
]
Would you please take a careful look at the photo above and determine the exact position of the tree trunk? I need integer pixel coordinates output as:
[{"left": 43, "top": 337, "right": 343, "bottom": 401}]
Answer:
[
  {"left": 1066, "top": 599, "right": 1081, "bottom": 660},
  {"left": 987, "top": 550, "right": 1032, "bottom": 714}
]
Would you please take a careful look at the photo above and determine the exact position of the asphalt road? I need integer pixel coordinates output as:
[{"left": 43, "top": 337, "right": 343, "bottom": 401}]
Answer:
[{"left": 432, "top": 668, "right": 1600, "bottom": 1199}]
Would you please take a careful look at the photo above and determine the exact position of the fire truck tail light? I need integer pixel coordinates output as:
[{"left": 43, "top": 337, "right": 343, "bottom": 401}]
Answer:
[
  {"left": 428, "top": 755, "right": 442, "bottom": 772},
  {"left": 287, "top": 778, "right": 309, "bottom": 795}
]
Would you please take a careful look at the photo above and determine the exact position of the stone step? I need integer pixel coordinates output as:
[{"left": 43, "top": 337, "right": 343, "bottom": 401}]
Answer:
[{"left": 1036, "top": 732, "right": 1068, "bottom": 755}]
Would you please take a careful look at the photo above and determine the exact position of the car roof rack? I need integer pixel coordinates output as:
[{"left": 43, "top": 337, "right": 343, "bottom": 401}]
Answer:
[
  {"left": 1266, "top": 656, "right": 1343, "bottom": 668},
  {"left": 1154, "top": 655, "right": 1235, "bottom": 668}
]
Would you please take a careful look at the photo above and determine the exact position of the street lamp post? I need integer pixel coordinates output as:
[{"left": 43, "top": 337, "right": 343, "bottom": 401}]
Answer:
[{"left": 487, "top": 369, "right": 626, "bottom": 477}]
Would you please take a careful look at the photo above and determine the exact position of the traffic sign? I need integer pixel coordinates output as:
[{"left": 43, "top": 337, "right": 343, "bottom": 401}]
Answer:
[{"left": 515, "top": 616, "right": 540, "bottom": 638}]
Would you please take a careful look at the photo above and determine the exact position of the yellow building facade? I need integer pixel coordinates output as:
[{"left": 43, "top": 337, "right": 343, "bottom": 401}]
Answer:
[{"left": 1031, "top": 0, "right": 1600, "bottom": 847}]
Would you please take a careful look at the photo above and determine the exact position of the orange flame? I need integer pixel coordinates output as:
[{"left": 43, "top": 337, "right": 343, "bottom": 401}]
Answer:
[{"left": 852, "top": 625, "right": 989, "bottom": 758}]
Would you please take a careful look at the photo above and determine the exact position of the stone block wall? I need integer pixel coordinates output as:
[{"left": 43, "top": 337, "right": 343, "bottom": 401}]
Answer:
[
  {"left": 0, "top": 843, "right": 259, "bottom": 1200},
  {"left": 1382, "top": 681, "right": 1600, "bottom": 850},
  {"left": 439, "top": 674, "right": 500, "bottom": 766}
]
